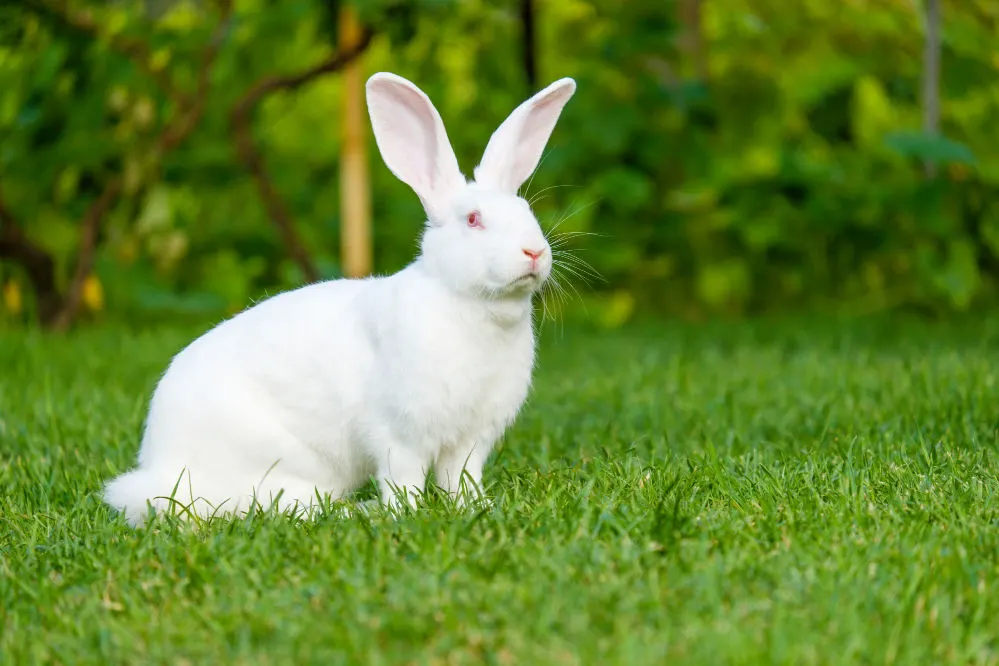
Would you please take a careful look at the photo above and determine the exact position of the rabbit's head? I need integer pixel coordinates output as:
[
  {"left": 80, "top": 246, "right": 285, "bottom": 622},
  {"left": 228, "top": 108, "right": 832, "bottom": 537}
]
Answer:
[{"left": 366, "top": 72, "right": 576, "bottom": 300}]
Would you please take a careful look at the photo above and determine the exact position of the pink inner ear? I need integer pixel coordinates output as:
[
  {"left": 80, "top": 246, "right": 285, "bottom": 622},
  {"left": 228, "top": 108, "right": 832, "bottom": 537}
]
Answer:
[
  {"left": 511, "top": 95, "right": 567, "bottom": 184},
  {"left": 368, "top": 82, "right": 437, "bottom": 199},
  {"left": 367, "top": 75, "right": 465, "bottom": 219},
  {"left": 474, "top": 80, "right": 575, "bottom": 194}
]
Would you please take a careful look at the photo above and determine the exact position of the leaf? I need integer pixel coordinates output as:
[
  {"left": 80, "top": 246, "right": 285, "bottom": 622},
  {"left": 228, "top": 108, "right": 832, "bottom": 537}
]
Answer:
[
  {"left": 130, "top": 285, "right": 228, "bottom": 317},
  {"left": 107, "top": 85, "right": 129, "bottom": 112},
  {"left": 156, "top": 1, "right": 202, "bottom": 31},
  {"left": 54, "top": 167, "right": 79, "bottom": 203},
  {"left": 851, "top": 75, "right": 895, "bottom": 147},
  {"left": 82, "top": 275, "right": 104, "bottom": 312},
  {"left": 595, "top": 168, "right": 653, "bottom": 214},
  {"left": 697, "top": 260, "right": 750, "bottom": 309},
  {"left": 136, "top": 186, "right": 173, "bottom": 234},
  {"left": 2, "top": 280, "right": 23, "bottom": 315},
  {"left": 933, "top": 240, "right": 981, "bottom": 310},
  {"left": 883, "top": 132, "right": 977, "bottom": 166},
  {"left": 742, "top": 145, "right": 779, "bottom": 178},
  {"left": 200, "top": 250, "right": 267, "bottom": 312},
  {"left": 104, "top": 8, "right": 130, "bottom": 36},
  {"left": 150, "top": 49, "right": 171, "bottom": 73},
  {"left": 132, "top": 97, "right": 156, "bottom": 129},
  {"left": 593, "top": 290, "right": 635, "bottom": 329},
  {"left": 981, "top": 210, "right": 999, "bottom": 259},
  {"left": 147, "top": 230, "right": 189, "bottom": 271}
]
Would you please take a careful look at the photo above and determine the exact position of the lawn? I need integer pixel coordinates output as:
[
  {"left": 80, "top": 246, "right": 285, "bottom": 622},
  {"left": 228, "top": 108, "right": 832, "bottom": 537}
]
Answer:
[{"left": 2, "top": 316, "right": 999, "bottom": 665}]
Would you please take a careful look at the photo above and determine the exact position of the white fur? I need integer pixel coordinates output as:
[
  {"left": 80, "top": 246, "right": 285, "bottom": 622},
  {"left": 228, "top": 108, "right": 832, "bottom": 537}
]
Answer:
[{"left": 103, "top": 72, "right": 577, "bottom": 525}]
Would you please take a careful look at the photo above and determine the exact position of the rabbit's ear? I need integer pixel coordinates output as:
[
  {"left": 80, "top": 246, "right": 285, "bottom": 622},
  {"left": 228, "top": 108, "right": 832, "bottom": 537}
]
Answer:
[
  {"left": 474, "top": 77, "right": 576, "bottom": 194},
  {"left": 366, "top": 72, "right": 465, "bottom": 221}
]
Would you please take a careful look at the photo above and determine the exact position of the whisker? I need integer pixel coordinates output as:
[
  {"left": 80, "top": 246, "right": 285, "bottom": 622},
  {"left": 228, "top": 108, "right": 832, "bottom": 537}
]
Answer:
[
  {"left": 545, "top": 199, "right": 600, "bottom": 233},
  {"left": 554, "top": 270, "right": 587, "bottom": 307},
  {"left": 553, "top": 252, "right": 606, "bottom": 284},
  {"left": 553, "top": 245, "right": 605, "bottom": 273},
  {"left": 529, "top": 183, "right": 583, "bottom": 207},
  {"left": 549, "top": 237, "right": 605, "bottom": 253},
  {"left": 548, "top": 230, "right": 607, "bottom": 242},
  {"left": 553, "top": 263, "right": 596, "bottom": 292},
  {"left": 530, "top": 191, "right": 609, "bottom": 330},
  {"left": 520, "top": 147, "right": 555, "bottom": 200},
  {"left": 548, "top": 269, "right": 576, "bottom": 309}
]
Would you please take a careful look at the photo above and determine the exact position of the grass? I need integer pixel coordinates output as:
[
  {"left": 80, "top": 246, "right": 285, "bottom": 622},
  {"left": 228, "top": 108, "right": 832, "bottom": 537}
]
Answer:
[{"left": 2, "top": 316, "right": 999, "bottom": 665}]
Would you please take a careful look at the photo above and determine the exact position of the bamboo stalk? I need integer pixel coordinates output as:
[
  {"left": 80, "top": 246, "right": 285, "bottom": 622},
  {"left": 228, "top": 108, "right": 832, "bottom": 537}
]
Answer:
[{"left": 339, "top": 4, "right": 372, "bottom": 278}]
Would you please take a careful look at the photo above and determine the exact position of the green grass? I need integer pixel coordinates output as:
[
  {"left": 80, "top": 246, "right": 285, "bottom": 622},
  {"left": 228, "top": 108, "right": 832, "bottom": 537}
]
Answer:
[{"left": 2, "top": 317, "right": 999, "bottom": 665}]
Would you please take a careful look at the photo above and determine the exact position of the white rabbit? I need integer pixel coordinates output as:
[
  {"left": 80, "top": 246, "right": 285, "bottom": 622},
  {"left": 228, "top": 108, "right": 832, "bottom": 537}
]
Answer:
[{"left": 103, "top": 71, "right": 577, "bottom": 525}]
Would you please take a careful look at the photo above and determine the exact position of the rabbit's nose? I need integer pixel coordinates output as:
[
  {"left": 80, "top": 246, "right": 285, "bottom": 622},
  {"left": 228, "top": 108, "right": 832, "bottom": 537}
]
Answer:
[{"left": 522, "top": 247, "right": 546, "bottom": 260}]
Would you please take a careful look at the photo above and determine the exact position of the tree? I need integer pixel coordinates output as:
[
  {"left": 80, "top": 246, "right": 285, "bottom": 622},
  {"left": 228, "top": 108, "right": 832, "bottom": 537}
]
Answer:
[
  {"left": 922, "top": 0, "right": 940, "bottom": 179},
  {"left": 0, "top": 0, "right": 233, "bottom": 330}
]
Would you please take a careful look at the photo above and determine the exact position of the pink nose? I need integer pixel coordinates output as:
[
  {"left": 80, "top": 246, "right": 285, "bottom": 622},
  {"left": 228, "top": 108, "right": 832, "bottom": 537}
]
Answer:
[{"left": 522, "top": 247, "right": 546, "bottom": 261}]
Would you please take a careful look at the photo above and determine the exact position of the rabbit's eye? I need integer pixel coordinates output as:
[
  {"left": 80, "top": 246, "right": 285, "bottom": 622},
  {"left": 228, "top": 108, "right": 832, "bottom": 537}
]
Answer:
[{"left": 467, "top": 211, "right": 483, "bottom": 229}]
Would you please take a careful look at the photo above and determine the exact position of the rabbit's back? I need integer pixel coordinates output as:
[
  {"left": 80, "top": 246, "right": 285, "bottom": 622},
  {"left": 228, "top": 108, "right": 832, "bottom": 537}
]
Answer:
[{"left": 107, "top": 278, "right": 381, "bottom": 521}]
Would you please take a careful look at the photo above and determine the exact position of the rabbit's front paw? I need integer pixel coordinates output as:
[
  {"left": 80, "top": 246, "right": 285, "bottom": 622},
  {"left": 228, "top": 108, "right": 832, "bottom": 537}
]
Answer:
[{"left": 377, "top": 447, "right": 428, "bottom": 512}]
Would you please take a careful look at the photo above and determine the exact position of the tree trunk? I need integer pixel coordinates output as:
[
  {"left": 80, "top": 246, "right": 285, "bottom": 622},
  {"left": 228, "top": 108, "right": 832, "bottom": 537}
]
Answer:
[
  {"left": 231, "top": 27, "right": 374, "bottom": 284},
  {"left": 339, "top": 4, "right": 372, "bottom": 278},
  {"left": 922, "top": 0, "right": 940, "bottom": 179},
  {"left": 678, "top": 0, "right": 707, "bottom": 81},
  {"left": 0, "top": 194, "right": 61, "bottom": 323},
  {"left": 519, "top": 0, "right": 538, "bottom": 90}
]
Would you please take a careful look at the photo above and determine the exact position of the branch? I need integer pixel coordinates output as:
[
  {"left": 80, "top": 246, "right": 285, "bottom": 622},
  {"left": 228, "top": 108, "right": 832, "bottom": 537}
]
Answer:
[
  {"left": 158, "top": 0, "right": 234, "bottom": 153},
  {"left": 236, "top": 28, "right": 376, "bottom": 102},
  {"left": 0, "top": 187, "right": 61, "bottom": 321},
  {"left": 231, "top": 28, "right": 375, "bottom": 284},
  {"left": 47, "top": 179, "right": 122, "bottom": 331}
]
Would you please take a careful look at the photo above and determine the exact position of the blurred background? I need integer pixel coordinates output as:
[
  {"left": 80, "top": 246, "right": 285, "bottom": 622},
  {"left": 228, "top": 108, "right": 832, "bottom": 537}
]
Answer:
[{"left": 0, "top": 0, "right": 996, "bottom": 331}]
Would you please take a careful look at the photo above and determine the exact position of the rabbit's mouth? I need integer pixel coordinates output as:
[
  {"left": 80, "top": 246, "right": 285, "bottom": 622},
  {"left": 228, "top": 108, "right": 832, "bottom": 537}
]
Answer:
[{"left": 504, "top": 271, "right": 545, "bottom": 294}]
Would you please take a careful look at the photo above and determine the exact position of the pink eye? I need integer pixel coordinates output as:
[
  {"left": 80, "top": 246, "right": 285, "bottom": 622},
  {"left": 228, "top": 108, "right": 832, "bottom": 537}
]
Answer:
[{"left": 467, "top": 211, "right": 483, "bottom": 228}]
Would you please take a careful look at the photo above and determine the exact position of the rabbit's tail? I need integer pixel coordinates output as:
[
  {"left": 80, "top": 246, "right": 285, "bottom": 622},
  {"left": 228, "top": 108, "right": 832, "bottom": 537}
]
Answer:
[
  {"left": 103, "top": 467, "right": 205, "bottom": 526},
  {"left": 103, "top": 465, "right": 324, "bottom": 526}
]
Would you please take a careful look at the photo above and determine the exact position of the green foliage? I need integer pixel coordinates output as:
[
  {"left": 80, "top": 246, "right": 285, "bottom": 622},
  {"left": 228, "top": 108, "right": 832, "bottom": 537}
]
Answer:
[
  {"left": 1, "top": 0, "right": 999, "bottom": 325},
  {"left": 3, "top": 319, "right": 999, "bottom": 662}
]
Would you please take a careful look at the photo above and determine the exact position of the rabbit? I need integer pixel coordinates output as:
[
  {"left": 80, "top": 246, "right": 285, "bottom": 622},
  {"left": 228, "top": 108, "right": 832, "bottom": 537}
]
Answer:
[{"left": 103, "top": 71, "right": 577, "bottom": 525}]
